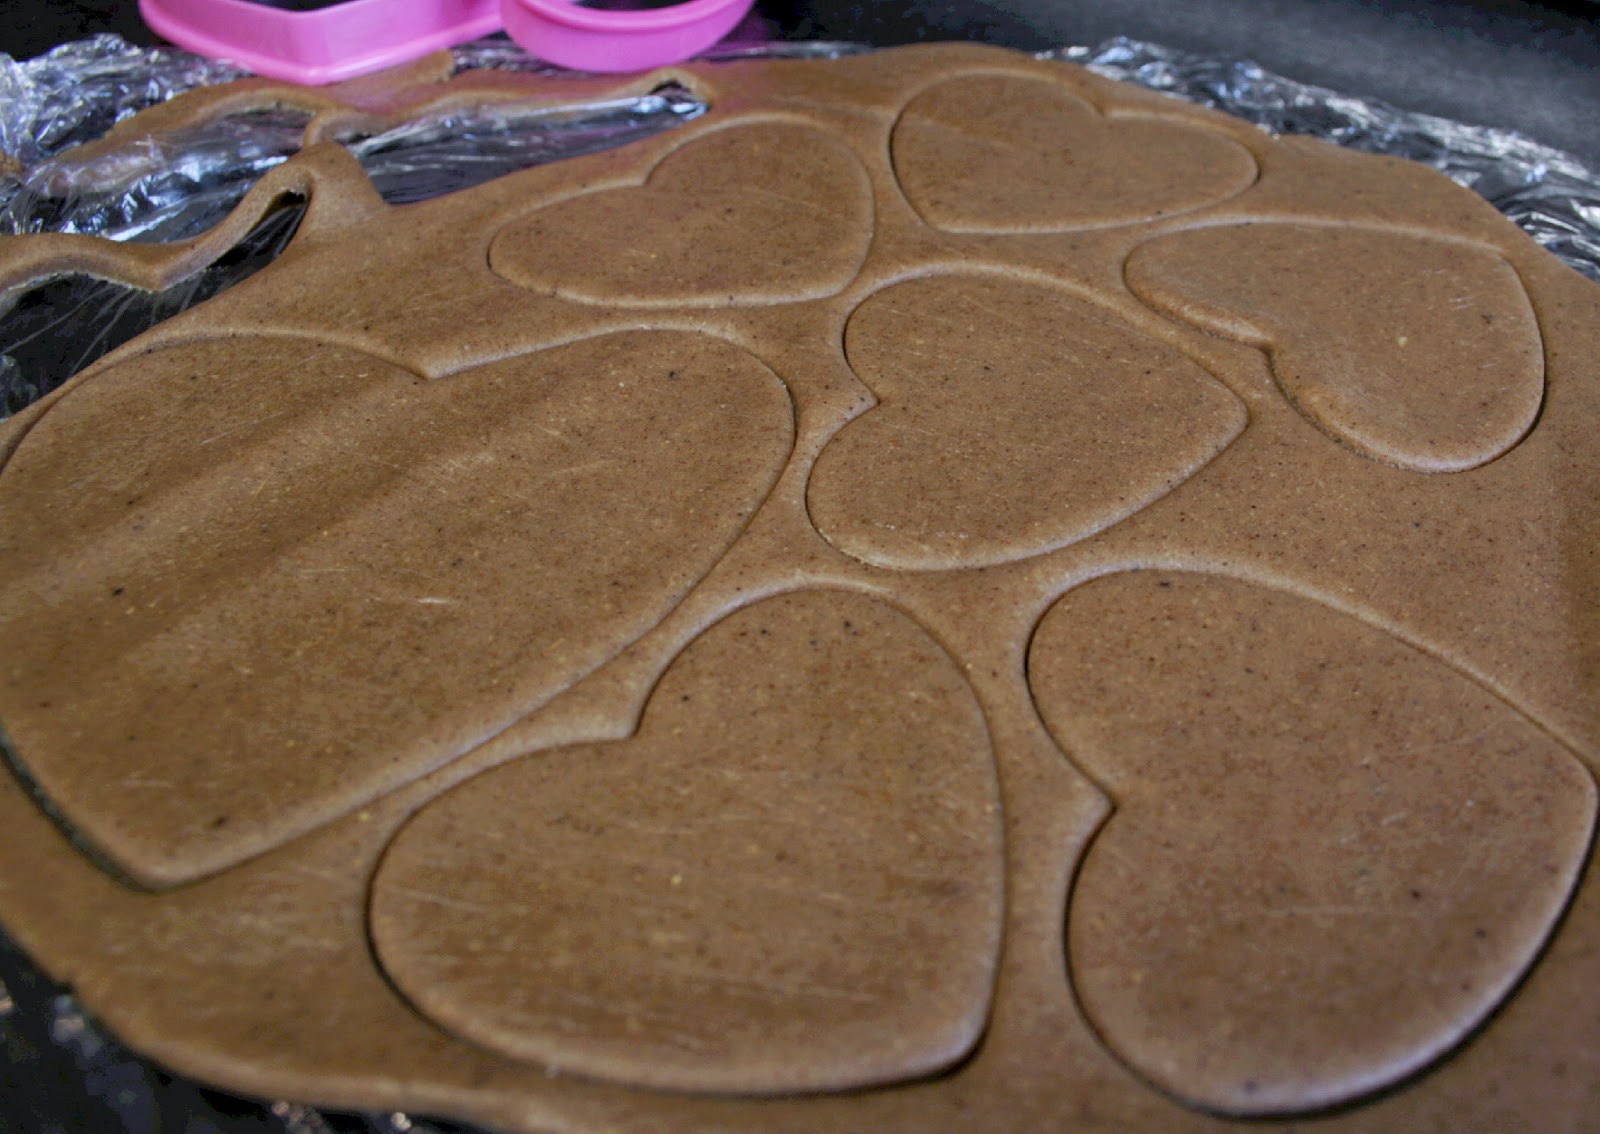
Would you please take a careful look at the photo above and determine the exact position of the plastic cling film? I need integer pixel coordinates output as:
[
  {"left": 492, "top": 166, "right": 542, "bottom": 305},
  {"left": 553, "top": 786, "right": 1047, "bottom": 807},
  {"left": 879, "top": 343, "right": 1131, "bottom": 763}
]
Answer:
[
  {"left": 0, "top": 81, "right": 706, "bottom": 242},
  {"left": 0, "top": 53, "right": 707, "bottom": 416},
  {"left": 0, "top": 34, "right": 247, "bottom": 168},
  {"left": 0, "top": 36, "right": 860, "bottom": 243},
  {"left": 0, "top": 206, "right": 303, "bottom": 415},
  {"left": 1, "top": 35, "right": 1594, "bottom": 418},
  {"left": 1060, "top": 38, "right": 1600, "bottom": 280},
  {"left": 2, "top": 34, "right": 1594, "bottom": 252}
]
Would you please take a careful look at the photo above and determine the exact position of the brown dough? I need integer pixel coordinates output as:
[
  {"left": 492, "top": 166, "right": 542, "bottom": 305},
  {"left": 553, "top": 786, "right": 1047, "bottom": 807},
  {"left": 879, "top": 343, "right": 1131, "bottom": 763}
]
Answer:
[
  {"left": 0, "top": 41, "right": 1597, "bottom": 1134},
  {"left": 807, "top": 272, "right": 1247, "bottom": 568},
  {"left": 0, "top": 332, "right": 792, "bottom": 886},
  {"left": 489, "top": 122, "right": 875, "bottom": 306},
  {"left": 371, "top": 590, "right": 1002, "bottom": 1095},
  {"left": 1031, "top": 570, "right": 1593, "bottom": 1114},
  {"left": 892, "top": 71, "right": 1259, "bottom": 230},
  {"left": 1125, "top": 223, "right": 1545, "bottom": 471}
]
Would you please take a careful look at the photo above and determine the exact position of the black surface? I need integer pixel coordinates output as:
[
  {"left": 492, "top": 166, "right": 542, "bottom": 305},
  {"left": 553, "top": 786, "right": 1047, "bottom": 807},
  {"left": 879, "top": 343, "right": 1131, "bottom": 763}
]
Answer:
[
  {"left": 4, "top": 0, "right": 152, "bottom": 60},
  {"left": 3, "top": 0, "right": 1598, "bottom": 165}
]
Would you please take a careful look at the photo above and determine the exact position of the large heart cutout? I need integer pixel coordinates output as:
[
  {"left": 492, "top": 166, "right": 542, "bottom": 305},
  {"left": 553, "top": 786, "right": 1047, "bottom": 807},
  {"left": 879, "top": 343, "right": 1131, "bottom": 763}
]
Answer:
[
  {"left": 891, "top": 73, "right": 1257, "bottom": 232},
  {"left": 0, "top": 331, "right": 792, "bottom": 888},
  {"left": 807, "top": 274, "right": 1247, "bottom": 570},
  {"left": 1029, "top": 570, "right": 1595, "bottom": 1115},
  {"left": 488, "top": 123, "right": 874, "bottom": 307},
  {"left": 1127, "top": 223, "right": 1545, "bottom": 472},
  {"left": 369, "top": 590, "right": 1004, "bottom": 1095}
]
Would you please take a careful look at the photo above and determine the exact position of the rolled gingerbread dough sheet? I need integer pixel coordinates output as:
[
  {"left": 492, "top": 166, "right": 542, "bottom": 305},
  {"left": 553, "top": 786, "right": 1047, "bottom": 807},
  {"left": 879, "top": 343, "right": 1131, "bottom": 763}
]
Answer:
[{"left": 0, "top": 41, "right": 1598, "bottom": 1133}]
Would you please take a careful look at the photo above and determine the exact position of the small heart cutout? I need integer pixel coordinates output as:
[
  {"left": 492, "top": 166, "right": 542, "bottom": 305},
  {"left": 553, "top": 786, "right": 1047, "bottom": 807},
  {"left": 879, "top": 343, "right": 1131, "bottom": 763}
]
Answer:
[
  {"left": 892, "top": 73, "right": 1257, "bottom": 232},
  {"left": 807, "top": 274, "right": 1246, "bottom": 570},
  {"left": 489, "top": 123, "right": 873, "bottom": 307},
  {"left": 0, "top": 331, "right": 792, "bottom": 887},
  {"left": 369, "top": 590, "right": 1003, "bottom": 1095},
  {"left": 1029, "top": 571, "right": 1595, "bottom": 1115},
  {"left": 1126, "top": 223, "right": 1545, "bottom": 472}
]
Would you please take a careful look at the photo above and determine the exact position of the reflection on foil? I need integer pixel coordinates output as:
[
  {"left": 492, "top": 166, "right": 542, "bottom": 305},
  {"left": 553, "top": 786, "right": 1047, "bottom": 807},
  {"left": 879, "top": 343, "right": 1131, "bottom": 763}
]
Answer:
[
  {"left": 3, "top": 107, "right": 311, "bottom": 241},
  {"left": 347, "top": 83, "right": 705, "bottom": 205},
  {"left": 0, "top": 31, "right": 1598, "bottom": 1134},
  {"left": 0, "top": 34, "right": 246, "bottom": 167},
  {"left": 0, "top": 205, "right": 303, "bottom": 415},
  {"left": 267, "top": 1104, "right": 459, "bottom": 1134},
  {"left": 1, "top": 82, "right": 705, "bottom": 241},
  {"left": 453, "top": 34, "right": 865, "bottom": 74},
  {"left": 1058, "top": 38, "right": 1600, "bottom": 279},
  {"left": 0, "top": 36, "right": 707, "bottom": 421}
]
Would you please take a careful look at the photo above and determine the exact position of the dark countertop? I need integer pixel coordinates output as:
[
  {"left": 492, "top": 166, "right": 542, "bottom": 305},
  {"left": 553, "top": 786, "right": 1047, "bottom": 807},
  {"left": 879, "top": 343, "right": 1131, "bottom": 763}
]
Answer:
[{"left": 4, "top": 0, "right": 1599, "bottom": 167}]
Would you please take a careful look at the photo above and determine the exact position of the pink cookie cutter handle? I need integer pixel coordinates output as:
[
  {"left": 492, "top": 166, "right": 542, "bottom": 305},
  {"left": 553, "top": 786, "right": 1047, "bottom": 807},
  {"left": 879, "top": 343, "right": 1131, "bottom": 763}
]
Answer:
[
  {"left": 139, "top": 0, "right": 503, "bottom": 85},
  {"left": 503, "top": 0, "right": 756, "bottom": 72}
]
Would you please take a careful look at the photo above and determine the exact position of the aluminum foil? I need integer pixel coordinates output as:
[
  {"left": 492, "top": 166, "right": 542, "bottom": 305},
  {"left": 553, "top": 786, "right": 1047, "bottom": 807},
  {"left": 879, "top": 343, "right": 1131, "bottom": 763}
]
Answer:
[{"left": 1, "top": 30, "right": 1599, "bottom": 1134}]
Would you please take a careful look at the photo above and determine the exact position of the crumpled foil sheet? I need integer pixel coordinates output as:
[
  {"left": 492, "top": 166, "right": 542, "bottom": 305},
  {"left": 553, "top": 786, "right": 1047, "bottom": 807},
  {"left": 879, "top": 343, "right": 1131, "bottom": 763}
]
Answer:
[{"left": 1, "top": 30, "right": 1598, "bottom": 1134}]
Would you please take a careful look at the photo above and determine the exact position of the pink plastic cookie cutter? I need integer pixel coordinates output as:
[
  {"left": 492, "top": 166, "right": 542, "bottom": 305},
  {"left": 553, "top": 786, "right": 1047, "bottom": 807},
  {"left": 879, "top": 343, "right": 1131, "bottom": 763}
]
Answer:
[
  {"left": 140, "top": 0, "right": 756, "bottom": 85},
  {"left": 138, "top": 0, "right": 504, "bottom": 86},
  {"left": 502, "top": 0, "right": 756, "bottom": 73}
]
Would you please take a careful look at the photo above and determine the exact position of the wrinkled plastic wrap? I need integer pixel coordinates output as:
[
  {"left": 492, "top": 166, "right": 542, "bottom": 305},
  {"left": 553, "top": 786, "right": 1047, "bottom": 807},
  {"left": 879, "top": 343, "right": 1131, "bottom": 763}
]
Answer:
[
  {"left": 0, "top": 38, "right": 865, "bottom": 415},
  {"left": 1060, "top": 39, "right": 1600, "bottom": 278},
  {"left": 2, "top": 34, "right": 1597, "bottom": 418},
  {"left": 1, "top": 30, "right": 1599, "bottom": 1134}
]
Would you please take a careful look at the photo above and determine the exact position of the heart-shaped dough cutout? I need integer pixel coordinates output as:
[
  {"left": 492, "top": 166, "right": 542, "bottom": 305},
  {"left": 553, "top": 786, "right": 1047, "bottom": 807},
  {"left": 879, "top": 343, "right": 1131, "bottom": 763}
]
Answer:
[
  {"left": 489, "top": 123, "right": 873, "bottom": 307},
  {"left": 1029, "top": 570, "right": 1595, "bottom": 1115},
  {"left": 807, "top": 274, "right": 1246, "bottom": 569},
  {"left": 370, "top": 590, "right": 1003, "bottom": 1095},
  {"left": 892, "top": 73, "right": 1257, "bottom": 232},
  {"left": 1127, "top": 223, "right": 1544, "bottom": 471},
  {"left": 0, "top": 332, "right": 792, "bottom": 887}
]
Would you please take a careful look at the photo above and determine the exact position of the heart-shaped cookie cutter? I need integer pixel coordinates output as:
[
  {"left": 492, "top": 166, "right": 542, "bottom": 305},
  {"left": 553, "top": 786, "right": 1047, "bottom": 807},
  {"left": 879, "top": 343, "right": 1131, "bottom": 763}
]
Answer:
[
  {"left": 138, "top": 0, "right": 503, "bottom": 85},
  {"left": 502, "top": 0, "right": 756, "bottom": 72},
  {"left": 139, "top": 0, "right": 755, "bottom": 84}
]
